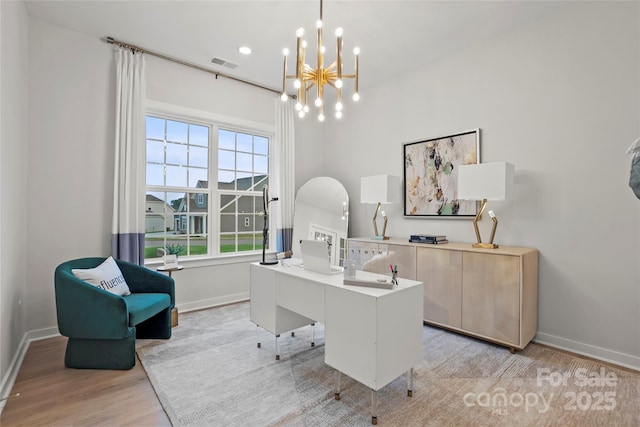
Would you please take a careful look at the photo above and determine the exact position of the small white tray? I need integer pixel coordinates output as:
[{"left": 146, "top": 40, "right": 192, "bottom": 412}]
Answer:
[{"left": 343, "top": 278, "right": 395, "bottom": 289}]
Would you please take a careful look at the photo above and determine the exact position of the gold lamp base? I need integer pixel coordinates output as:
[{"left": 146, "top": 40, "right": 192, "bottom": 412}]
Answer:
[
  {"left": 471, "top": 199, "right": 499, "bottom": 249},
  {"left": 372, "top": 202, "right": 390, "bottom": 240},
  {"left": 472, "top": 242, "right": 499, "bottom": 249}
]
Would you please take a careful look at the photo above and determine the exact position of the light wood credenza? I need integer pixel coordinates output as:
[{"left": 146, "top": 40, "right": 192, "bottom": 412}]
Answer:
[{"left": 347, "top": 238, "right": 538, "bottom": 353}]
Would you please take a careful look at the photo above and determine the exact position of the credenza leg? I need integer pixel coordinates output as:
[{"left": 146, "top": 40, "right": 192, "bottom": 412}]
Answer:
[
  {"left": 407, "top": 368, "right": 414, "bottom": 397},
  {"left": 334, "top": 370, "right": 341, "bottom": 400},
  {"left": 371, "top": 390, "right": 378, "bottom": 425},
  {"left": 275, "top": 334, "right": 280, "bottom": 360},
  {"left": 311, "top": 323, "right": 316, "bottom": 347}
]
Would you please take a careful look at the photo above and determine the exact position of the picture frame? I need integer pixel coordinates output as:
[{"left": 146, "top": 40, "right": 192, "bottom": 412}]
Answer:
[{"left": 403, "top": 129, "right": 480, "bottom": 217}]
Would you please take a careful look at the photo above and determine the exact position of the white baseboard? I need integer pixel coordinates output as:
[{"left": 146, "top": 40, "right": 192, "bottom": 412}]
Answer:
[
  {"left": 0, "top": 327, "right": 60, "bottom": 414},
  {"left": 534, "top": 332, "right": 640, "bottom": 371},
  {"left": 178, "top": 292, "right": 249, "bottom": 313}
]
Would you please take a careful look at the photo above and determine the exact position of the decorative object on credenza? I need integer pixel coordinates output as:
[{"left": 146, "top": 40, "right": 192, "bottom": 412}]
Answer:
[
  {"left": 409, "top": 234, "right": 448, "bottom": 244},
  {"left": 457, "top": 161, "right": 514, "bottom": 249},
  {"left": 260, "top": 185, "right": 280, "bottom": 265},
  {"left": 403, "top": 129, "right": 480, "bottom": 217},
  {"left": 360, "top": 175, "right": 402, "bottom": 240},
  {"left": 280, "top": 0, "right": 360, "bottom": 122},
  {"left": 627, "top": 137, "right": 640, "bottom": 199}
]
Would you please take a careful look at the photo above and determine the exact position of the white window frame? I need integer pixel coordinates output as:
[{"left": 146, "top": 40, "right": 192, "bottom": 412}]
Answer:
[{"left": 146, "top": 100, "right": 276, "bottom": 266}]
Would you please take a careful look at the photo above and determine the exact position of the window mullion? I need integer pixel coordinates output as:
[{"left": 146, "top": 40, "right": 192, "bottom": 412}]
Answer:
[{"left": 209, "top": 124, "right": 219, "bottom": 256}]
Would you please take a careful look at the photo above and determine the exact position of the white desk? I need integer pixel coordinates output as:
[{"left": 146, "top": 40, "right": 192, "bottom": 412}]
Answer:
[{"left": 250, "top": 261, "right": 423, "bottom": 425}]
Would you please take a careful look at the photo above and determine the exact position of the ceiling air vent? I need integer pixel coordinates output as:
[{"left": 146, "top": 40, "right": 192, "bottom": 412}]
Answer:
[{"left": 211, "top": 57, "right": 238, "bottom": 69}]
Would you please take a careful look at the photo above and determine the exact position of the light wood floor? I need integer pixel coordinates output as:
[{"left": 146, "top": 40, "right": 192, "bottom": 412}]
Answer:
[{"left": 0, "top": 336, "right": 170, "bottom": 426}]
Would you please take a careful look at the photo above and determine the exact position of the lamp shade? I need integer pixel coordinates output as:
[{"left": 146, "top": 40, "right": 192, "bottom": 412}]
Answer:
[
  {"left": 361, "top": 175, "right": 402, "bottom": 204},
  {"left": 457, "top": 162, "right": 514, "bottom": 201}
]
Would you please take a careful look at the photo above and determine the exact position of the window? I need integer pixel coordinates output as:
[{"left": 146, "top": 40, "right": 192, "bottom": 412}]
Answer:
[
  {"left": 144, "top": 115, "right": 271, "bottom": 260},
  {"left": 218, "top": 129, "right": 269, "bottom": 253}
]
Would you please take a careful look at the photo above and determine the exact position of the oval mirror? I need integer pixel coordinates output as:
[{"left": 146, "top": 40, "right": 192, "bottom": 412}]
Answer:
[{"left": 291, "top": 177, "right": 349, "bottom": 266}]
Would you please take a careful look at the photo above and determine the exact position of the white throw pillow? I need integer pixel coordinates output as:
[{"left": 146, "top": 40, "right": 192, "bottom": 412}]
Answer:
[{"left": 72, "top": 256, "right": 131, "bottom": 296}]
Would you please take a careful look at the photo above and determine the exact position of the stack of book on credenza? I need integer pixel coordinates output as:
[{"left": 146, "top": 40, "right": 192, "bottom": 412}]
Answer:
[{"left": 409, "top": 234, "right": 448, "bottom": 244}]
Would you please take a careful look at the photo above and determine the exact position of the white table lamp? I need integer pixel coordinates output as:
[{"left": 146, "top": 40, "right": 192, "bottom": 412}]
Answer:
[
  {"left": 361, "top": 175, "right": 402, "bottom": 240},
  {"left": 457, "top": 162, "right": 514, "bottom": 249}
]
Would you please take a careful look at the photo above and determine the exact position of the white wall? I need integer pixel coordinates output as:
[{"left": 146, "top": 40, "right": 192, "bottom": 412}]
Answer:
[
  {"left": 145, "top": 56, "right": 279, "bottom": 310},
  {"left": 25, "top": 18, "right": 289, "bottom": 336},
  {"left": 0, "top": 0, "right": 29, "bottom": 395},
  {"left": 28, "top": 19, "right": 115, "bottom": 333},
  {"left": 294, "top": 118, "right": 324, "bottom": 188},
  {"left": 324, "top": 2, "right": 640, "bottom": 368}
]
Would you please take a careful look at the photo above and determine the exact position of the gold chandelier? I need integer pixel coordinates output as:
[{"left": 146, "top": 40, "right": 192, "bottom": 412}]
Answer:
[{"left": 280, "top": 0, "right": 360, "bottom": 121}]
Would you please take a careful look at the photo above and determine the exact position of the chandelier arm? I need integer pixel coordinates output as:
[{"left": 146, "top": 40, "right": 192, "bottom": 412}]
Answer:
[
  {"left": 316, "top": 26, "right": 323, "bottom": 104},
  {"left": 336, "top": 33, "right": 343, "bottom": 80},
  {"left": 354, "top": 53, "right": 359, "bottom": 95},
  {"left": 281, "top": 54, "right": 287, "bottom": 95},
  {"left": 296, "top": 34, "right": 304, "bottom": 83},
  {"left": 325, "top": 70, "right": 338, "bottom": 80}
]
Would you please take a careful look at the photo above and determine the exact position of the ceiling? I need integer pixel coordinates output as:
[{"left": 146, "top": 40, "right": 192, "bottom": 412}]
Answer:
[{"left": 24, "top": 1, "right": 572, "bottom": 93}]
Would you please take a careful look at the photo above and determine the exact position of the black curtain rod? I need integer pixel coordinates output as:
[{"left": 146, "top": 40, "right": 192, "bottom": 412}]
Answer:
[{"left": 105, "top": 36, "right": 282, "bottom": 96}]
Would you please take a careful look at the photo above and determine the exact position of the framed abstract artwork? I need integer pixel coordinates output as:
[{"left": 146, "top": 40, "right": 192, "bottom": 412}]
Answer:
[{"left": 403, "top": 129, "right": 480, "bottom": 217}]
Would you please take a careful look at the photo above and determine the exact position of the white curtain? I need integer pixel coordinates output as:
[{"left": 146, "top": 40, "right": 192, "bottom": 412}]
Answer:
[
  {"left": 273, "top": 98, "right": 296, "bottom": 253},
  {"left": 111, "top": 47, "right": 147, "bottom": 264}
]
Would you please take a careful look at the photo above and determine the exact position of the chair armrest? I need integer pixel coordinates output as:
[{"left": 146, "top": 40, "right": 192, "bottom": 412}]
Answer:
[
  {"left": 116, "top": 259, "right": 175, "bottom": 307},
  {"left": 54, "top": 268, "right": 130, "bottom": 339}
]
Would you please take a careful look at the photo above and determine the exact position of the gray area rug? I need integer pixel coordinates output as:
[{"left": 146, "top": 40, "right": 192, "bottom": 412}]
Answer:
[{"left": 136, "top": 302, "right": 639, "bottom": 426}]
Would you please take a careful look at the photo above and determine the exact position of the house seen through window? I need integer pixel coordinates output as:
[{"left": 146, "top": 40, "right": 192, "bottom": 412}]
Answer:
[{"left": 145, "top": 115, "right": 270, "bottom": 260}]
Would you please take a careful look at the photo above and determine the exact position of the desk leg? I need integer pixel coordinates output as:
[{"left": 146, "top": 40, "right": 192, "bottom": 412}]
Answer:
[
  {"left": 256, "top": 325, "right": 261, "bottom": 348},
  {"left": 407, "top": 368, "right": 414, "bottom": 397},
  {"left": 275, "top": 334, "right": 280, "bottom": 361},
  {"left": 371, "top": 390, "right": 378, "bottom": 425},
  {"left": 334, "top": 371, "right": 341, "bottom": 400},
  {"left": 311, "top": 323, "right": 315, "bottom": 347}
]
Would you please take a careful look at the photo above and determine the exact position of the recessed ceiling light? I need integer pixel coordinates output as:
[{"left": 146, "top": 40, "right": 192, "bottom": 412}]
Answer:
[{"left": 238, "top": 46, "right": 252, "bottom": 55}]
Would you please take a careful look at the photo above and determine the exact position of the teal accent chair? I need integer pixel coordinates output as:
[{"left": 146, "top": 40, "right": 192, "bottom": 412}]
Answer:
[{"left": 54, "top": 257, "right": 175, "bottom": 370}]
